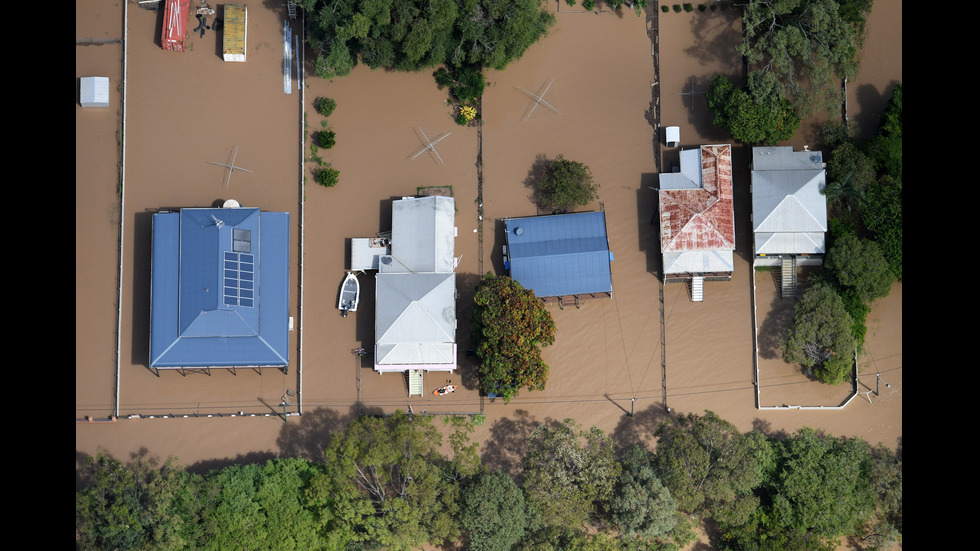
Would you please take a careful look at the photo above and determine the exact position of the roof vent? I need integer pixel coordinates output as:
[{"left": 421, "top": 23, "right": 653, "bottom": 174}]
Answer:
[{"left": 515, "top": 227, "right": 523, "bottom": 236}]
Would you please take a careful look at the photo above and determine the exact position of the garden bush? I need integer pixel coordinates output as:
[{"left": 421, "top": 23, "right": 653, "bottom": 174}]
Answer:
[
  {"left": 314, "top": 165, "right": 340, "bottom": 187},
  {"left": 315, "top": 130, "right": 336, "bottom": 149},
  {"left": 313, "top": 97, "right": 336, "bottom": 117}
]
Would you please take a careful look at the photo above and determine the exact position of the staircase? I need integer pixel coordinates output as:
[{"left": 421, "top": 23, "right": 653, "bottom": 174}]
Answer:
[
  {"left": 781, "top": 256, "right": 797, "bottom": 298},
  {"left": 690, "top": 276, "right": 704, "bottom": 302},
  {"left": 408, "top": 370, "right": 423, "bottom": 396},
  {"left": 286, "top": 1, "right": 297, "bottom": 19}
]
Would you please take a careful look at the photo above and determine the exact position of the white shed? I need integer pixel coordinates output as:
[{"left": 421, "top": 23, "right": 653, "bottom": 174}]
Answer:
[
  {"left": 665, "top": 126, "right": 680, "bottom": 148},
  {"left": 80, "top": 77, "right": 110, "bottom": 108}
]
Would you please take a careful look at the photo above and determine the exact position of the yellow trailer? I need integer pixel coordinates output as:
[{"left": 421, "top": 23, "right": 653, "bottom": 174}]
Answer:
[{"left": 222, "top": 4, "right": 247, "bottom": 62}]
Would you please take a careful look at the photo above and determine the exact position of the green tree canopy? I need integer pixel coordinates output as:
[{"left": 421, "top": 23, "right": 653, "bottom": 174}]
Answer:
[
  {"left": 862, "top": 443, "right": 903, "bottom": 548},
  {"left": 863, "top": 83, "right": 902, "bottom": 279},
  {"left": 298, "top": 0, "right": 554, "bottom": 78},
  {"left": 652, "top": 411, "right": 764, "bottom": 515},
  {"left": 308, "top": 411, "right": 462, "bottom": 549},
  {"left": 450, "top": 0, "right": 555, "bottom": 70},
  {"left": 768, "top": 428, "right": 876, "bottom": 540},
  {"left": 460, "top": 470, "right": 529, "bottom": 551},
  {"left": 825, "top": 233, "right": 894, "bottom": 303},
  {"left": 471, "top": 273, "right": 556, "bottom": 401},
  {"left": 609, "top": 446, "right": 678, "bottom": 539},
  {"left": 537, "top": 155, "right": 600, "bottom": 213},
  {"left": 75, "top": 453, "right": 203, "bottom": 551},
  {"left": 783, "top": 283, "right": 856, "bottom": 384},
  {"left": 521, "top": 418, "right": 621, "bottom": 530},
  {"left": 200, "top": 459, "right": 324, "bottom": 550},
  {"left": 300, "top": 0, "right": 459, "bottom": 77},
  {"left": 824, "top": 140, "right": 874, "bottom": 218},
  {"left": 705, "top": 74, "right": 800, "bottom": 145},
  {"left": 738, "top": 0, "right": 871, "bottom": 116}
]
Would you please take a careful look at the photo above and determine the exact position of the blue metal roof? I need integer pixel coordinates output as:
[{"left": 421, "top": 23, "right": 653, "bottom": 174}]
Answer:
[
  {"left": 150, "top": 208, "right": 290, "bottom": 368},
  {"left": 504, "top": 212, "right": 613, "bottom": 298}
]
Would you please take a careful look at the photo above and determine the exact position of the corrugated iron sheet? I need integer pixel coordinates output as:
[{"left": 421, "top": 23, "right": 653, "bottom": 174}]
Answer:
[{"left": 660, "top": 144, "right": 734, "bottom": 252}]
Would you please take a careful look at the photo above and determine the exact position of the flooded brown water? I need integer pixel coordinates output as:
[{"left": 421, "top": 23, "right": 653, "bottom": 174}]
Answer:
[{"left": 78, "top": 3, "right": 901, "bottom": 542}]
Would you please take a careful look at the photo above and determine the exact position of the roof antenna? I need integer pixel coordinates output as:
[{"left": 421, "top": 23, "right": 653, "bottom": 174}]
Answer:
[{"left": 210, "top": 214, "right": 225, "bottom": 229}]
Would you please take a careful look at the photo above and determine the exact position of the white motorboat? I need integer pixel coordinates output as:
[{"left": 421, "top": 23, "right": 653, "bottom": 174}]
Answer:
[{"left": 338, "top": 272, "right": 359, "bottom": 317}]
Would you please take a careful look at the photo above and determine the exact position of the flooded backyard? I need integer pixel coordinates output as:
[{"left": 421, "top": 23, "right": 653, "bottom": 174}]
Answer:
[{"left": 77, "top": 0, "right": 901, "bottom": 497}]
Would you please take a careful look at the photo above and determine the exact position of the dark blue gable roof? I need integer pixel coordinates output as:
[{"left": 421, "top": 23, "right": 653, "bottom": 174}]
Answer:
[
  {"left": 150, "top": 208, "right": 290, "bottom": 368},
  {"left": 505, "top": 212, "right": 613, "bottom": 298}
]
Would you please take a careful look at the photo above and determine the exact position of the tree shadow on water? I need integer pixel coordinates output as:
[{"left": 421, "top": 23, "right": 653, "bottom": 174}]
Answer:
[
  {"left": 479, "top": 409, "right": 556, "bottom": 483},
  {"left": 275, "top": 405, "right": 362, "bottom": 462},
  {"left": 610, "top": 403, "right": 672, "bottom": 454},
  {"left": 522, "top": 154, "right": 550, "bottom": 210},
  {"left": 758, "top": 287, "right": 794, "bottom": 360}
]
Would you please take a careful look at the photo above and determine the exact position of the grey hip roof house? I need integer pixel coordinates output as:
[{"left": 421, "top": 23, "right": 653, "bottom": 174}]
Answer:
[{"left": 751, "top": 146, "right": 828, "bottom": 258}]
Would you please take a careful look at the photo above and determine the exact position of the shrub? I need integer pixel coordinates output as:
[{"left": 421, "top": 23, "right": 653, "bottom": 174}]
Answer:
[
  {"left": 460, "top": 105, "right": 477, "bottom": 123},
  {"left": 566, "top": 0, "right": 576, "bottom": 5},
  {"left": 698, "top": 3, "right": 707, "bottom": 10},
  {"left": 313, "top": 165, "right": 340, "bottom": 187},
  {"left": 662, "top": 4, "right": 670, "bottom": 11},
  {"left": 673, "top": 4, "right": 682, "bottom": 12},
  {"left": 313, "top": 96, "right": 336, "bottom": 117},
  {"left": 314, "top": 130, "right": 336, "bottom": 149},
  {"left": 583, "top": 0, "right": 596, "bottom": 9},
  {"left": 434, "top": 65, "right": 486, "bottom": 104},
  {"left": 684, "top": 3, "right": 694, "bottom": 12}
]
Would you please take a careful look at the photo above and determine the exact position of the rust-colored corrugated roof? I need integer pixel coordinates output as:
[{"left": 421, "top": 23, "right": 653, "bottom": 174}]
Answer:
[{"left": 660, "top": 144, "right": 734, "bottom": 252}]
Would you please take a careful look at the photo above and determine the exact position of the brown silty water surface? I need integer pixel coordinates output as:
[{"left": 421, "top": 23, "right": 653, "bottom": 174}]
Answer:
[{"left": 78, "top": 0, "right": 901, "bottom": 498}]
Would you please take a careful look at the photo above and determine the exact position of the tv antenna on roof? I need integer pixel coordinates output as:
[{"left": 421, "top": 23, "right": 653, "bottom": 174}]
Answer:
[
  {"left": 210, "top": 214, "right": 225, "bottom": 228},
  {"left": 516, "top": 78, "right": 560, "bottom": 121},
  {"left": 410, "top": 128, "right": 452, "bottom": 165},
  {"left": 675, "top": 77, "right": 705, "bottom": 111},
  {"left": 209, "top": 146, "right": 254, "bottom": 187}
]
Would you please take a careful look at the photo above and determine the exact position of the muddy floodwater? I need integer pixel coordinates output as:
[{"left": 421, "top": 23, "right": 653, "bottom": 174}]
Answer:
[{"left": 78, "top": 0, "right": 901, "bottom": 532}]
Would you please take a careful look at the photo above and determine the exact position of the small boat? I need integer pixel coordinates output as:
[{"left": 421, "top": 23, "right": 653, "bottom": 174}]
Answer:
[
  {"left": 433, "top": 384, "right": 456, "bottom": 396},
  {"left": 338, "top": 272, "right": 359, "bottom": 317}
]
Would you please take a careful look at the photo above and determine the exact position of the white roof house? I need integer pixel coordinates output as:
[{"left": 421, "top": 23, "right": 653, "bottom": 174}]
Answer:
[
  {"left": 751, "top": 146, "right": 827, "bottom": 262},
  {"left": 374, "top": 196, "right": 456, "bottom": 372}
]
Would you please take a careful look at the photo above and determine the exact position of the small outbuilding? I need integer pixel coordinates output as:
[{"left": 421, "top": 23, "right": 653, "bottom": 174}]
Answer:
[
  {"left": 665, "top": 126, "right": 680, "bottom": 148},
  {"left": 503, "top": 211, "right": 613, "bottom": 308},
  {"left": 80, "top": 77, "right": 110, "bottom": 108}
]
